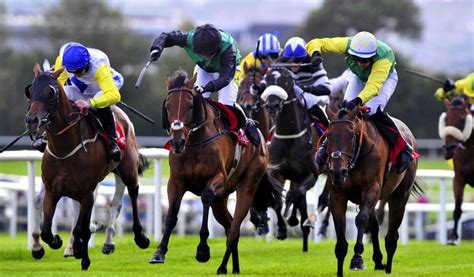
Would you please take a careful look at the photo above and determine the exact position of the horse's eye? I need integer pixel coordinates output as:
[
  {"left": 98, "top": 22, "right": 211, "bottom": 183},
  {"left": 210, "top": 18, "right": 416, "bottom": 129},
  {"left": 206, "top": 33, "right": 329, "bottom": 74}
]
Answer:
[{"left": 43, "top": 87, "right": 54, "bottom": 98}]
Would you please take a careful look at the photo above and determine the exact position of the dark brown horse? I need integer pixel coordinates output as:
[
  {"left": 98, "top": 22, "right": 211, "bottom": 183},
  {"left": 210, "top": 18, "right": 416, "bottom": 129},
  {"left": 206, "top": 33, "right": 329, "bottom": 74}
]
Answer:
[
  {"left": 149, "top": 69, "right": 280, "bottom": 274},
  {"left": 24, "top": 64, "right": 149, "bottom": 270},
  {"left": 261, "top": 67, "right": 323, "bottom": 252},
  {"left": 325, "top": 106, "right": 419, "bottom": 276},
  {"left": 438, "top": 95, "right": 474, "bottom": 244}
]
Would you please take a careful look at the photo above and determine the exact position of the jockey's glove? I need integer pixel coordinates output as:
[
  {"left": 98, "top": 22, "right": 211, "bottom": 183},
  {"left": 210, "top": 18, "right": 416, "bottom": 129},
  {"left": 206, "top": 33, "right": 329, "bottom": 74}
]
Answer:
[
  {"left": 194, "top": 86, "right": 205, "bottom": 94},
  {"left": 150, "top": 47, "right": 163, "bottom": 61},
  {"left": 311, "top": 51, "right": 323, "bottom": 66},
  {"left": 250, "top": 83, "right": 266, "bottom": 95},
  {"left": 343, "top": 97, "right": 362, "bottom": 111},
  {"left": 443, "top": 78, "right": 455, "bottom": 92},
  {"left": 302, "top": 84, "right": 331, "bottom": 96}
]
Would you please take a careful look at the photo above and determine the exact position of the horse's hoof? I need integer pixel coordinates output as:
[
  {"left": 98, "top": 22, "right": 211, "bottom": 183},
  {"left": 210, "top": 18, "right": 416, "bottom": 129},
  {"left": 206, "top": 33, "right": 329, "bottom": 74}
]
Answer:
[
  {"left": 195, "top": 249, "right": 210, "bottom": 263},
  {"left": 134, "top": 235, "right": 150, "bottom": 249},
  {"left": 73, "top": 249, "right": 83, "bottom": 259},
  {"left": 217, "top": 266, "right": 227, "bottom": 275},
  {"left": 277, "top": 229, "right": 288, "bottom": 240},
  {"left": 447, "top": 238, "right": 459, "bottom": 245},
  {"left": 32, "top": 246, "right": 45, "bottom": 259},
  {"left": 350, "top": 257, "right": 366, "bottom": 270},
  {"left": 287, "top": 216, "right": 299, "bottom": 226},
  {"left": 374, "top": 263, "right": 386, "bottom": 270},
  {"left": 149, "top": 253, "right": 165, "bottom": 264},
  {"left": 63, "top": 247, "right": 74, "bottom": 258},
  {"left": 257, "top": 224, "right": 270, "bottom": 235},
  {"left": 303, "top": 218, "right": 315, "bottom": 229},
  {"left": 49, "top": 235, "right": 63, "bottom": 250},
  {"left": 102, "top": 244, "right": 115, "bottom": 254},
  {"left": 81, "top": 259, "right": 91, "bottom": 271},
  {"left": 232, "top": 269, "right": 240, "bottom": 274}
]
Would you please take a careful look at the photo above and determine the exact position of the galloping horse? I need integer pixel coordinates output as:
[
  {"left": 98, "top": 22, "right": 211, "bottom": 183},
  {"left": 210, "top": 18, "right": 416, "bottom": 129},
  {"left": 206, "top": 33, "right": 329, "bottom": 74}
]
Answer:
[
  {"left": 149, "top": 69, "right": 280, "bottom": 274},
  {"left": 325, "top": 106, "right": 419, "bottom": 276},
  {"left": 261, "top": 67, "right": 323, "bottom": 252},
  {"left": 438, "top": 95, "right": 474, "bottom": 244},
  {"left": 24, "top": 64, "right": 149, "bottom": 270}
]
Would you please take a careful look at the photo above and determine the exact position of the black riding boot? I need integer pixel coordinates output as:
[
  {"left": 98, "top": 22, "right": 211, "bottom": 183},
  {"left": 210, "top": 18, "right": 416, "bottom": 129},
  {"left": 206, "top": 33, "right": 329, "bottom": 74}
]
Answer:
[
  {"left": 370, "top": 109, "right": 413, "bottom": 174},
  {"left": 32, "top": 132, "right": 47, "bottom": 152},
  {"left": 96, "top": 107, "right": 121, "bottom": 162},
  {"left": 308, "top": 105, "right": 330, "bottom": 127},
  {"left": 234, "top": 103, "right": 261, "bottom": 147},
  {"left": 315, "top": 137, "right": 328, "bottom": 170}
]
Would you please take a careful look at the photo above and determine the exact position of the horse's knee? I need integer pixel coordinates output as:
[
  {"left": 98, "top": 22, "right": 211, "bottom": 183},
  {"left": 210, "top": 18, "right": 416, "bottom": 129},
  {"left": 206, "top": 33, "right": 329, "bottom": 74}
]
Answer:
[
  {"left": 453, "top": 207, "right": 462, "bottom": 219},
  {"left": 201, "top": 187, "right": 215, "bottom": 205},
  {"left": 335, "top": 240, "right": 348, "bottom": 259},
  {"left": 355, "top": 213, "right": 369, "bottom": 229}
]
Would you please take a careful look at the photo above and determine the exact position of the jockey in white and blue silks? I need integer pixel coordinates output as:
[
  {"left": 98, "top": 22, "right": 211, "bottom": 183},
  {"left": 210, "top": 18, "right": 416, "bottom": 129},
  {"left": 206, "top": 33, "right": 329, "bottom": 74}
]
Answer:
[{"left": 53, "top": 42, "right": 124, "bottom": 162}]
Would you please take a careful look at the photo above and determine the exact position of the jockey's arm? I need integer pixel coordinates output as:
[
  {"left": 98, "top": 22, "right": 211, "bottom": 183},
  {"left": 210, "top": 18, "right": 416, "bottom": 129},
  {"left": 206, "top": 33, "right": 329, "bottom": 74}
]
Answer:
[
  {"left": 203, "top": 46, "right": 237, "bottom": 92},
  {"left": 54, "top": 55, "right": 70, "bottom": 86},
  {"left": 306, "top": 37, "right": 349, "bottom": 56},
  {"left": 90, "top": 65, "right": 121, "bottom": 109},
  {"left": 239, "top": 52, "right": 263, "bottom": 76},
  {"left": 357, "top": 59, "right": 392, "bottom": 103},
  {"left": 152, "top": 31, "right": 188, "bottom": 51}
]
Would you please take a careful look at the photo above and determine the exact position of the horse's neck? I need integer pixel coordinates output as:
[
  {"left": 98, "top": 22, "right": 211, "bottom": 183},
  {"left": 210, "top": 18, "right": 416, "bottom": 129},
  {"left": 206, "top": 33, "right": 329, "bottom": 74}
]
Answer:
[
  {"left": 276, "top": 100, "right": 305, "bottom": 135},
  {"left": 188, "top": 101, "right": 220, "bottom": 140}
]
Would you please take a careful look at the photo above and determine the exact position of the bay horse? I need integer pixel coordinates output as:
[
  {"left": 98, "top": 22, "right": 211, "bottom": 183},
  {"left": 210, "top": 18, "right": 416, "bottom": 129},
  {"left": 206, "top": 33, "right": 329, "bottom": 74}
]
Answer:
[
  {"left": 149, "top": 69, "right": 280, "bottom": 274},
  {"left": 438, "top": 95, "right": 474, "bottom": 244},
  {"left": 24, "top": 64, "right": 149, "bottom": 270},
  {"left": 325, "top": 105, "right": 420, "bottom": 276},
  {"left": 261, "top": 67, "right": 324, "bottom": 252}
]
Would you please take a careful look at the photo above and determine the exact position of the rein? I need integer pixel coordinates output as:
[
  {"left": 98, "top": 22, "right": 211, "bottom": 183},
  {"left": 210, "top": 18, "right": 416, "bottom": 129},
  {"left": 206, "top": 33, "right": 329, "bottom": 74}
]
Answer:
[{"left": 328, "top": 116, "right": 365, "bottom": 170}]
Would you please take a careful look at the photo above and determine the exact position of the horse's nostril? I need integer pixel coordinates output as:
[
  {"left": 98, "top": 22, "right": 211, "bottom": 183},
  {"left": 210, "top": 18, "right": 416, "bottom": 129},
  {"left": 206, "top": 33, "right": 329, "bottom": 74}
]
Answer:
[{"left": 25, "top": 116, "right": 39, "bottom": 125}]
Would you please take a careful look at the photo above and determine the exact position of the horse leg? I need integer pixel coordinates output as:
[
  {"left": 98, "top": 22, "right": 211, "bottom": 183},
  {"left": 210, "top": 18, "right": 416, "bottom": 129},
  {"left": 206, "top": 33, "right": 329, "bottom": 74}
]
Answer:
[
  {"left": 124, "top": 178, "right": 150, "bottom": 250},
  {"left": 77, "top": 191, "right": 94, "bottom": 270},
  {"left": 40, "top": 189, "right": 62, "bottom": 250},
  {"left": 149, "top": 180, "right": 185, "bottom": 264},
  {"left": 298, "top": 197, "right": 311, "bottom": 252},
  {"left": 32, "top": 186, "right": 45, "bottom": 259},
  {"left": 448, "top": 175, "right": 466, "bottom": 245},
  {"left": 330, "top": 188, "right": 348, "bottom": 277},
  {"left": 249, "top": 207, "right": 269, "bottom": 236},
  {"left": 287, "top": 182, "right": 299, "bottom": 227},
  {"left": 368, "top": 213, "right": 385, "bottom": 270},
  {"left": 101, "top": 174, "right": 126, "bottom": 254},
  {"left": 195, "top": 186, "right": 215, "bottom": 263},
  {"left": 350, "top": 187, "right": 379, "bottom": 271},
  {"left": 274, "top": 203, "right": 288, "bottom": 240},
  {"left": 64, "top": 199, "right": 80, "bottom": 257},
  {"left": 318, "top": 210, "right": 331, "bottom": 237}
]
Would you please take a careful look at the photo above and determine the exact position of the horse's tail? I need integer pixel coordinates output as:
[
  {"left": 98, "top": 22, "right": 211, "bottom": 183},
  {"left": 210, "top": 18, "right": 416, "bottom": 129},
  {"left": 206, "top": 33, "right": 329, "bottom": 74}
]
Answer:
[
  {"left": 411, "top": 177, "right": 425, "bottom": 198},
  {"left": 138, "top": 153, "right": 150, "bottom": 176},
  {"left": 252, "top": 164, "right": 283, "bottom": 213}
]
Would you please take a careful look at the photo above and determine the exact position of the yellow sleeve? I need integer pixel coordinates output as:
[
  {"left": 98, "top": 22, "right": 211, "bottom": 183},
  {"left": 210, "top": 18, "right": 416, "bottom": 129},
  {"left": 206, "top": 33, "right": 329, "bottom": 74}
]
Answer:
[
  {"left": 357, "top": 58, "right": 393, "bottom": 103},
  {"left": 54, "top": 55, "right": 69, "bottom": 86},
  {"left": 239, "top": 52, "right": 263, "bottom": 76},
  {"left": 306, "top": 37, "right": 349, "bottom": 56},
  {"left": 454, "top": 78, "right": 466, "bottom": 94},
  {"left": 90, "top": 65, "right": 121, "bottom": 108}
]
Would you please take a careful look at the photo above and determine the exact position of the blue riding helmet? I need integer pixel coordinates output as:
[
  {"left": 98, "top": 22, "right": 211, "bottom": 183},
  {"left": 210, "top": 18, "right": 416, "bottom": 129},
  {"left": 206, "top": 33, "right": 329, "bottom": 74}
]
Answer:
[
  {"left": 256, "top": 33, "right": 280, "bottom": 56},
  {"left": 62, "top": 42, "right": 90, "bottom": 71},
  {"left": 281, "top": 37, "right": 307, "bottom": 60}
]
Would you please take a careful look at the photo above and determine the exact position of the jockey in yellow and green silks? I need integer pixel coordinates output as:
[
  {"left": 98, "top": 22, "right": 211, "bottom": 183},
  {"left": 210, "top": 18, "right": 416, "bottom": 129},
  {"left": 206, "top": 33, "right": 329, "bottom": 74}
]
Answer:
[{"left": 434, "top": 73, "right": 474, "bottom": 112}]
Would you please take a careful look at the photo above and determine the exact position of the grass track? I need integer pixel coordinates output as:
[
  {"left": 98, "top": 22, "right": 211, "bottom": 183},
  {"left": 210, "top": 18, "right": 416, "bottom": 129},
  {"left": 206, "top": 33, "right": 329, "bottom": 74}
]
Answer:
[{"left": 0, "top": 233, "right": 472, "bottom": 276}]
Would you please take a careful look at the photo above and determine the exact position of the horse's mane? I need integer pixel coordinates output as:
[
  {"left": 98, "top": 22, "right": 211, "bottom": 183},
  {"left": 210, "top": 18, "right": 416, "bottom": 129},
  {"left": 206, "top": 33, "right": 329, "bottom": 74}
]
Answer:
[{"left": 170, "top": 69, "right": 188, "bottom": 89}]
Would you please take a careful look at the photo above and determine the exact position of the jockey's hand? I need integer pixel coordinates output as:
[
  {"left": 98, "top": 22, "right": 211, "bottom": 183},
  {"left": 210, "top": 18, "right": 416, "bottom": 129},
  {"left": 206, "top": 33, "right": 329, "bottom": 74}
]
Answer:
[
  {"left": 194, "top": 86, "right": 205, "bottom": 94},
  {"left": 311, "top": 51, "right": 323, "bottom": 66},
  {"left": 434, "top": 88, "right": 446, "bottom": 101},
  {"left": 74, "top": 99, "right": 91, "bottom": 109},
  {"left": 443, "top": 78, "right": 455, "bottom": 92},
  {"left": 343, "top": 97, "right": 362, "bottom": 111},
  {"left": 149, "top": 47, "right": 162, "bottom": 62}
]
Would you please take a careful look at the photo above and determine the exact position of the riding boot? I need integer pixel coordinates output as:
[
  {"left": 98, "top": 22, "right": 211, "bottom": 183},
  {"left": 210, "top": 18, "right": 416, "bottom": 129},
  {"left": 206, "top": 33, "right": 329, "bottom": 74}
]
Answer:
[
  {"left": 315, "top": 137, "right": 328, "bottom": 170},
  {"left": 96, "top": 107, "right": 121, "bottom": 162},
  {"left": 369, "top": 109, "right": 413, "bottom": 174},
  {"left": 308, "top": 105, "right": 329, "bottom": 127},
  {"left": 32, "top": 131, "right": 47, "bottom": 152},
  {"left": 234, "top": 103, "right": 261, "bottom": 147}
]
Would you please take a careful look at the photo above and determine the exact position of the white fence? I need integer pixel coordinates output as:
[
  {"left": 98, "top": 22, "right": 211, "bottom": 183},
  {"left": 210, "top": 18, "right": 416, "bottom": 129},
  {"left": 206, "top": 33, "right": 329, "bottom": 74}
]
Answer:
[{"left": 0, "top": 149, "right": 473, "bottom": 249}]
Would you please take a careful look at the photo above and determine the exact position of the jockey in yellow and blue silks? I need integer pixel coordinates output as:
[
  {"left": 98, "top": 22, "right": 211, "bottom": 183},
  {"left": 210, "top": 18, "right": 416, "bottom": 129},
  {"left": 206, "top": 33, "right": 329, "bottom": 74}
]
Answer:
[
  {"left": 149, "top": 23, "right": 261, "bottom": 146},
  {"left": 51, "top": 42, "right": 123, "bottom": 162},
  {"left": 307, "top": 31, "right": 413, "bottom": 174},
  {"left": 435, "top": 72, "right": 474, "bottom": 112},
  {"left": 239, "top": 33, "right": 280, "bottom": 76}
]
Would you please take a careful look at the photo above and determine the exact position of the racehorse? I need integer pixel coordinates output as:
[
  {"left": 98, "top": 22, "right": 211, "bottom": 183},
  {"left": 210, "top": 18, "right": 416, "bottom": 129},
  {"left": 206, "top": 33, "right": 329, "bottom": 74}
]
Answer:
[
  {"left": 24, "top": 64, "right": 149, "bottom": 270},
  {"left": 325, "top": 105, "right": 420, "bottom": 276},
  {"left": 149, "top": 69, "right": 280, "bottom": 274},
  {"left": 438, "top": 95, "right": 474, "bottom": 244},
  {"left": 261, "top": 67, "right": 323, "bottom": 252}
]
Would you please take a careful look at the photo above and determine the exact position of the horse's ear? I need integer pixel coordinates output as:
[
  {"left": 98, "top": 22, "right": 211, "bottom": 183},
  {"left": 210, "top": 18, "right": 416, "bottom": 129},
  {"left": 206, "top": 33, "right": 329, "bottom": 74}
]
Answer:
[
  {"left": 326, "top": 104, "right": 337, "bottom": 121},
  {"left": 166, "top": 74, "right": 172, "bottom": 90},
  {"left": 33, "top": 63, "right": 42, "bottom": 76},
  {"left": 186, "top": 73, "right": 197, "bottom": 88},
  {"left": 348, "top": 105, "right": 360, "bottom": 119},
  {"left": 243, "top": 62, "right": 249, "bottom": 74},
  {"left": 50, "top": 68, "right": 64, "bottom": 80},
  {"left": 24, "top": 84, "right": 32, "bottom": 99}
]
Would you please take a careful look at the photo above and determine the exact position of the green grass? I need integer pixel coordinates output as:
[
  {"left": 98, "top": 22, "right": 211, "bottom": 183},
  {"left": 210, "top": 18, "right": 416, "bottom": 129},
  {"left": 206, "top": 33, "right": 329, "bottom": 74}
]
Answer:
[{"left": 0, "top": 233, "right": 472, "bottom": 276}]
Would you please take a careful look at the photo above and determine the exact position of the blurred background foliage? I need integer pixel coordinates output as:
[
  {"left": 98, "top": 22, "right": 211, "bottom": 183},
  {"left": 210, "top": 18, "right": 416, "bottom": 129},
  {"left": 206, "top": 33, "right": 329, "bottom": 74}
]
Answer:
[{"left": 0, "top": 0, "right": 461, "bottom": 138}]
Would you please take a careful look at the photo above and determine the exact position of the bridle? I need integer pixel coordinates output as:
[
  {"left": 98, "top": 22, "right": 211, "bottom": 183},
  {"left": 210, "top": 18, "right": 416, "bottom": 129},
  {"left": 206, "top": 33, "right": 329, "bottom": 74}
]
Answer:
[{"left": 327, "top": 117, "right": 364, "bottom": 170}]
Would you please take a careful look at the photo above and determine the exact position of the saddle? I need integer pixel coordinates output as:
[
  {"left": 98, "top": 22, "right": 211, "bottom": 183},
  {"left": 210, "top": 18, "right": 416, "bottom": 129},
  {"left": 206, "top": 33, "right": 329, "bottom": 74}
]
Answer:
[
  {"left": 84, "top": 111, "right": 126, "bottom": 150},
  {"left": 209, "top": 101, "right": 250, "bottom": 146}
]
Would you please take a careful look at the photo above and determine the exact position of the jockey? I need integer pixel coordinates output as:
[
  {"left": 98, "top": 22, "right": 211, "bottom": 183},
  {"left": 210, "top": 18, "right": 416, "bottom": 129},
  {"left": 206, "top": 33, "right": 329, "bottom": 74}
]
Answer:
[
  {"left": 239, "top": 33, "right": 280, "bottom": 79},
  {"left": 307, "top": 31, "right": 414, "bottom": 174},
  {"left": 434, "top": 72, "right": 474, "bottom": 112},
  {"left": 149, "top": 23, "right": 261, "bottom": 146},
  {"left": 32, "top": 42, "right": 123, "bottom": 162},
  {"left": 277, "top": 37, "right": 331, "bottom": 126}
]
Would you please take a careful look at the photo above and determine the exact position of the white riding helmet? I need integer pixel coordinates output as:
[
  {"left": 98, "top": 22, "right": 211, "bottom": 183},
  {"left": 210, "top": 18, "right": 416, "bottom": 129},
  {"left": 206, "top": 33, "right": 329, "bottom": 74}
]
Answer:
[
  {"left": 348, "top": 31, "right": 377, "bottom": 58},
  {"left": 281, "top": 37, "right": 307, "bottom": 59},
  {"left": 256, "top": 33, "right": 281, "bottom": 55}
]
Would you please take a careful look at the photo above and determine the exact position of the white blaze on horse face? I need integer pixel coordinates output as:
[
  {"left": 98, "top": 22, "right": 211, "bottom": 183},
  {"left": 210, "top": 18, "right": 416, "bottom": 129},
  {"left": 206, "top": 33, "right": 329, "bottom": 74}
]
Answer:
[
  {"left": 171, "top": 120, "right": 184, "bottom": 131},
  {"left": 261, "top": 85, "right": 288, "bottom": 101}
]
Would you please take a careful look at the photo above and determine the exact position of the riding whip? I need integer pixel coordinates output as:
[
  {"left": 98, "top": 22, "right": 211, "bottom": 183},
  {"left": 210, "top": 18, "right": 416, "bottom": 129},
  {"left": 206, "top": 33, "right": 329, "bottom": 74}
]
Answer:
[
  {"left": 118, "top": 101, "right": 155, "bottom": 124},
  {"left": 253, "top": 40, "right": 260, "bottom": 86},
  {"left": 135, "top": 49, "right": 159, "bottom": 90},
  {"left": 0, "top": 130, "right": 29, "bottom": 153},
  {"left": 271, "top": 63, "right": 313, "bottom": 68},
  {"left": 404, "top": 69, "right": 444, "bottom": 84}
]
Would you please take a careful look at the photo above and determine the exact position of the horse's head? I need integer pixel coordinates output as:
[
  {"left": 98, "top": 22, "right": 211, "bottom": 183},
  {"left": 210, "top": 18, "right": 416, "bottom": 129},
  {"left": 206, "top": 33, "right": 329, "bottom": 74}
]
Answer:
[
  {"left": 165, "top": 69, "right": 198, "bottom": 155},
  {"left": 261, "top": 68, "right": 295, "bottom": 118},
  {"left": 238, "top": 65, "right": 266, "bottom": 117},
  {"left": 439, "top": 95, "right": 472, "bottom": 159},
  {"left": 24, "top": 63, "right": 64, "bottom": 136},
  {"left": 325, "top": 106, "right": 361, "bottom": 186}
]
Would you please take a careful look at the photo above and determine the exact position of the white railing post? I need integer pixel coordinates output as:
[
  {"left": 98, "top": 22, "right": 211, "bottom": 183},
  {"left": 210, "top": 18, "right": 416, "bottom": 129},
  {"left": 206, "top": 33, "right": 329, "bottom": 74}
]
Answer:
[
  {"left": 400, "top": 210, "right": 409, "bottom": 245},
  {"left": 27, "top": 160, "right": 35, "bottom": 250},
  {"left": 439, "top": 177, "right": 447, "bottom": 245},
  {"left": 154, "top": 158, "right": 162, "bottom": 242},
  {"left": 9, "top": 190, "right": 18, "bottom": 238}
]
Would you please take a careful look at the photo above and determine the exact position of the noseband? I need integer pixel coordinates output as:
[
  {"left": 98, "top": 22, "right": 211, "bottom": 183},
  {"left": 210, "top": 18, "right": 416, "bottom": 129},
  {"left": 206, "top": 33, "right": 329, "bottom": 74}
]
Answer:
[{"left": 327, "top": 118, "right": 364, "bottom": 170}]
